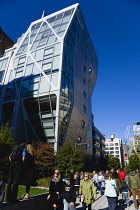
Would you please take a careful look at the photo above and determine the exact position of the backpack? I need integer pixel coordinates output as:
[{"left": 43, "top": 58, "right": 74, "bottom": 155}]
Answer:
[{"left": 10, "top": 145, "right": 23, "bottom": 162}]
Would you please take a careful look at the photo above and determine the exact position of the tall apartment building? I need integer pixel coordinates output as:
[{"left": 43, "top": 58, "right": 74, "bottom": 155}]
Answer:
[
  {"left": 105, "top": 134, "right": 124, "bottom": 167},
  {"left": 0, "top": 4, "right": 98, "bottom": 154},
  {"left": 133, "top": 122, "right": 140, "bottom": 152}
]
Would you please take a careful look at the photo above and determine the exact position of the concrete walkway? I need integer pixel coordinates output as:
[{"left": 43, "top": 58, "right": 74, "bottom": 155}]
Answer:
[{"left": 76, "top": 193, "right": 138, "bottom": 210}]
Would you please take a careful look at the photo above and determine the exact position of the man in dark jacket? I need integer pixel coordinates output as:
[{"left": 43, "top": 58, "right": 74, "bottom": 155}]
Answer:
[
  {"left": 6, "top": 142, "right": 26, "bottom": 203},
  {"left": 63, "top": 177, "right": 75, "bottom": 210},
  {"left": 0, "top": 180, "right": 5, "bottom": 210},
  {"left": 128, "top": 168, "right": 140, "bottom": 209}
]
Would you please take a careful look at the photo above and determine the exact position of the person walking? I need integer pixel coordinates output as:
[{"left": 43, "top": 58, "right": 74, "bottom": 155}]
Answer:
[
  {"left": 120, "top": 179, "right": 130, "bottom": 208},
  {"left": 104, "top": 172, "right": 117, "bottom": 210},
  {"left": 97, "top": 171, "right": 105, "bottom": 195},
  {"left": 112, "top": 171, "right": 120, "bottom": 207},
  {"left": 80, "top": 171, "right": 84, "bottom": 180},
  {"left": 74, "top": 171, "right": 80, "bottom": 197},
  {"left": 91, "top": 170, "right": 98, "bottom": 188},
  {"left": 47, "top": 169, "right": 63, "bottom": 210},
  {"left": 63, "top": 176, "right": 75, "bottom": 210},
  {"left": 79, "top": 172, "right": 96, "bottom": 210},
  {"left": 118, "top": 168, "right": 125, "bottom": 181},
  {"left": 128, "top": 167, "right": 140, "bottom": 209},
  {"left": 22, "top": 144, "right": 35, "bottom": 200},
  {"left": 6, "top": 142, "right": 26, "bottom": 203}
]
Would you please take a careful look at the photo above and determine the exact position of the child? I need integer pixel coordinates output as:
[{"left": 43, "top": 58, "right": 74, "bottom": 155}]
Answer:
[
  {"left": 120, "top": 179, "right": 130, "bottom": 208},
  {"left": 63, "top": 177, "right": 75, "bottom": 210}
]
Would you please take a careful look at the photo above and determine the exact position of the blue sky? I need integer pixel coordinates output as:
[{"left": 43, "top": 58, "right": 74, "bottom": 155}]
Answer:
[{"left": 1, "top": 0, "right": 140, "bottom": 140}]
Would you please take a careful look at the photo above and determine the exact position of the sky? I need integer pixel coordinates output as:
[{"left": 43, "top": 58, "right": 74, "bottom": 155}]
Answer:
[{"left": 0, "top": 0, "right": 140, "bottom": 141}]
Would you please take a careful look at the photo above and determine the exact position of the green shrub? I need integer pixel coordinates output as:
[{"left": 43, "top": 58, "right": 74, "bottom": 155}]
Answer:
[{"left": 36, "top": 177, "right": 51, "bottom": 188}]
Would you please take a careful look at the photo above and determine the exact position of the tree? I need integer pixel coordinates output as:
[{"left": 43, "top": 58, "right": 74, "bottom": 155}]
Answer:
[
  {"left": 56, "top": 141, "right": 84, "bottom": 175},
  {"left": 125, "top": 150, "right": 140, "bottom": 171},
  {"left": 34, "top": 142, "right": 56, "bottom": 177},
  {"left": 0, "top": 123, "right": 14, "bottom": 178},
  {"left": 107, "top": 155, "right": 120, "bottom": 170}
]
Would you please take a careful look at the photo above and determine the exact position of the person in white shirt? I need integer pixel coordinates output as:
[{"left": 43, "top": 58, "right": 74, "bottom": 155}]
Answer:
[
  {"left": 97, "top": 171, "right": 105, "bottom": 195},
  {"left": 91, "top": 171, "right": 98, "bottom": 188},
  {"left": 104, "top": 172, "right": 117, "bottom": 210}
]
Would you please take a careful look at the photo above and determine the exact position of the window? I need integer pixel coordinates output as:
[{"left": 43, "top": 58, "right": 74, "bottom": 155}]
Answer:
[
  {"left": 83, "top": 105, "right": 86, "bottom": 113},
  {"left": 109, "top": 147, "right": 114, "bottom": 150},
  {"left": 110, "top": 151, "right": 114, "bottom": 154},
  {"left": 83, "top": 91, "right": 86, "bottom": 99},
  {"left": 83, "top": 65, "right": 86, "bottom": 73},
  {"left": 115, "top": 151, "right": 119, "bottom": 154},
  {"left": 115, "top": 143, "right": 118, "bottom": 146},
  {"left": 115, "top": 147, "right": 119, "bottom": 150},
  {"left": 29, "top": 81, "right": 39, "bottom": 91},
  {"left": 83, "top": 78, "right": 86, "bottom": 85},
  {"left": 81, "top": 120, "right": 85, "bottom": 129}
]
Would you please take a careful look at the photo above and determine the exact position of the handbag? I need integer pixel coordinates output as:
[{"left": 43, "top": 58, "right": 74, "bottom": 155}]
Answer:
[{"left": 80, "top": 195, "right": 84, "bottom": 203}]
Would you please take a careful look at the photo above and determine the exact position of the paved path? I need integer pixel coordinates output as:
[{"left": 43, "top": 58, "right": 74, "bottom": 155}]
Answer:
[{"left": 76, "top": 193, "right": 138, "bottom": 210}]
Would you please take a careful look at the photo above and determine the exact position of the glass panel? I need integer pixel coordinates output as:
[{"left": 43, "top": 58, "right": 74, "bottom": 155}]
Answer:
[
  {"left": 39, "top": 76, "right": 50, "bottom": 93},
  {"left": 32, "top": 64, "right": 40, "bottom": 75},
  {"left": 27, "top": 56, "right": 33, "bottom": 65},
  {"left": 54, "top": 43, "right": 61, "bottom": 56},
  {"left": 62, "top": 15, "right": 70, "bottom": 23},
  {"left": 0, "top": 71, "right": 4, "bottom": 83},
  {"left": 16, "top": 71, "right": 23, "bottom": 78},
  {"left": 44, "top": 47, "right": 54, "bottom": 55},
  {"left": 59, "top": 23, "right": 68, "bottom": 32},
  {"left": 9, "top": 70, "right": 14, "bottom": 82},
  {"left": 52, "top": 56, "right": 59, "bottom": 70},
  {"left": 44, "top": 128, "right": 54, "bottom": 137},
  {"left": 29, "top": 82, "right": 39, "bottom": 91},
  {"left": 47, "top": 35, "right": 56, "bottom": 45},
  {"left": 42, "top": 62, "right": 52, "bottom": 71},
  {"left": 25, "top": 64, "right": 33, "bottom": 76}
]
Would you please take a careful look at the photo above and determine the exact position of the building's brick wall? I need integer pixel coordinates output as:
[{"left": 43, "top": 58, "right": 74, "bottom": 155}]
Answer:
[{"left": 0, "top": 28, "right": 14, "bottom": 55}]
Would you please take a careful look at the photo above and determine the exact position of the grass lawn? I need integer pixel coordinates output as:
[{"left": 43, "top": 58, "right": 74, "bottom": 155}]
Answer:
[{"left": 4, "top": 185, "right": 48, "bottom": 202}]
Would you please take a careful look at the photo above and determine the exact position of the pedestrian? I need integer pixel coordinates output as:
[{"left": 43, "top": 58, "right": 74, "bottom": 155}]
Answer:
[
  {"left": 119, "top": 179, "right": 130, "bottom": 208},
  {"left": 80, "top": 171, "right": 84, "bottom": 180},
  {"left": 104, "top": 172, "right": 117, "bottom": 210},
  {"left": 63, "top": 176, "right": 75, "bottom": 210},
  {"left": 97, "top": 171, "right": 105, "bottom": 195},
  {"left": 47, "top": 169, "right": 63, "bottom": 210},
  {"left": 128, "top": 167, "right": 140, "bottom": 209},
  {"left": 0, "top": 180, "right": 5, "bottom": 210},
  {"left": 22, "top": 144, "right": 35, "bottom": 200},
  {"left": 112, "top": 171, "right": 120, "bottom": 207},
  {"left": 79, "top": 172, "right": 97, "bottom": 210},
  {"left": 69, "top": 169, "right": 74, "bottom": 185},
  {"left": 6, "top": 142, "right": 26, "bottom": 203},
  {"left": 118, "top": 168, "right": 125, "bottom": 181},
  {"left": 91, "top": 170, "right": 98, "bottom": 188},
  {"left": 74, "top": 171, "right": 80, "bottom": 196}
]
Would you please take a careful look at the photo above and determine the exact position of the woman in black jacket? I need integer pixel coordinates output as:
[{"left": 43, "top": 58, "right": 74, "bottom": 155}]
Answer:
[{"left": 47, "top": 169, "right": 63, "bottom": 209}]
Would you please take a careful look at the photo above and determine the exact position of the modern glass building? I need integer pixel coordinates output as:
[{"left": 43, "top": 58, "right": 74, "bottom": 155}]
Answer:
[{"left": 0, "top": 4, "right": 98, "bottom": 153}]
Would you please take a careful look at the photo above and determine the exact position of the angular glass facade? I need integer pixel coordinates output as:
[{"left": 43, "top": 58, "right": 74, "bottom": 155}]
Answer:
[{"left": 0, "top": 4, "right": 98, "bottom": 154}]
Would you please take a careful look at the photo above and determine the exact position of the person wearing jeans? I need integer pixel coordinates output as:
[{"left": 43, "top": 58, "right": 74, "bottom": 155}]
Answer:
[
  {"left": 128, "top": 168, "right": 140, "bottom": 209},
  {"left": 63, "top": 177, "right": 75, "bottom": 210},
  {"left": 104, "top": 172, "right": 117, "bottom": 210}
]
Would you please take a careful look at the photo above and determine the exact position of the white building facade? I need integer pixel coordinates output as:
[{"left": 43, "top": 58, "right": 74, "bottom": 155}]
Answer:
[
  {"left": 105, "top": 136, "right": 123, "bottom": 167},
  {"left": 0, "top": 4, "right": 98, "bottom": 154}
]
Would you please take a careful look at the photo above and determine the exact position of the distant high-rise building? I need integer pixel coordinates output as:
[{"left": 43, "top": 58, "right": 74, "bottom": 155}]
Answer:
[
  {"left": 105, "top": 134, "right": 124, "bottom": 167},
  {"left": 0, "top": 4, "right": 98, "bottom": 154}
]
